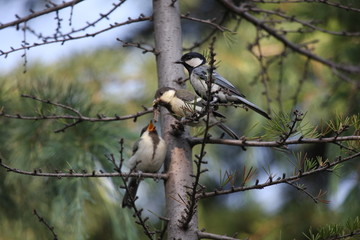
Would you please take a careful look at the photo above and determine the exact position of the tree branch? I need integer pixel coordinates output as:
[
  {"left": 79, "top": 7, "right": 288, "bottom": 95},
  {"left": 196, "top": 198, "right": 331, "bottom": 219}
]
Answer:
[
  {"left": 249, "top": 7, "right": 360, "bottom": 36},
  {"left": 0, "top": 15, "right": 151, "bottom": 57},
  {"left": 0, "top": 94, "right": 153, "bottom": 132},
  {"left": 0, "top": 159, "right": 168, "bottom": 179},
  {"left": 33, "top": 209, "right": 58, "bottom": 240},
  {"left": 219, "top": 0, "right": 360, "bottom": 73},
  {"left": 189, "top": 135, "right": 360, "bottom": 147},
  {"left": 250, "top": 0, "right": 360, "bottom": 14},
  {"left": 197, "top": 230, "right": 241, "bottom": 240},
  {"left": 199, "top": 151, "right": 360, "bottom": 198},
  {"left": 181, "top": 14, "right": 230, "bottom": 32},
  {"left": 0, "top": 0, "right": 84, "bottom": 30},
  {"left": 179, "top": 37, "right": 217, "bottom": 230}
]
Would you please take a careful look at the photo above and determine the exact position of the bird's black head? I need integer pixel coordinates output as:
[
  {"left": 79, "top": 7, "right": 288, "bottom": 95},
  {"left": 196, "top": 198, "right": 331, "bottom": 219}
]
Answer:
[
  {"left": 154, "top": 87, "right": 175, "bottom": 100},
  {"left": 153, "top": 87, "right": 176, "bottom": 112},
  {"left": 175, "top": 52, "right": 206, "bottom": 72}
]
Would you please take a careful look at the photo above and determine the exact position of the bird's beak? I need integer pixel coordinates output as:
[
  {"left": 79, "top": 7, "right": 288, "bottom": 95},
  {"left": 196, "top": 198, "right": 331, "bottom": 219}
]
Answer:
[
  {"left": 153, "top": 98, "right": 160, "bottom": 107},
  {"left": 174, "top": 60, "right": 183, "bottom": 64},
  {"left": 147, "top": 120, "right": 156, "bottom": 132}
]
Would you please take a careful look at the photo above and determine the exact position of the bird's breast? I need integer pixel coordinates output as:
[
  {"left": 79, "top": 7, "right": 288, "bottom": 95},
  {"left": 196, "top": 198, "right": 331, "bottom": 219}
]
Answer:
[
  {"left": 169, "top": 97, "right": 197, "bottom": 118},
  {"left": 127, "top": 134, "right": 166, "bottom": 173}
]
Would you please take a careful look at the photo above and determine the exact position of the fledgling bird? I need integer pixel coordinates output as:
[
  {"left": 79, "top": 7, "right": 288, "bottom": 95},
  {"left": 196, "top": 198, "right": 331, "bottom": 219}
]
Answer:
[
  {"left": 175, "top": 52, "right": 271, "bottom": 120},
  {"left": 153, "top": 87, "right": 239, "bottom": 139},
  {"left": 122, "top": 121, "right": 167, "bottom": 208}
]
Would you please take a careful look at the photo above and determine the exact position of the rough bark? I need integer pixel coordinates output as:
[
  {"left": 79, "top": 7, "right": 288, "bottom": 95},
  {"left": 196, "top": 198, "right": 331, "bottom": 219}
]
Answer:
[{"left": 153, "top": 0, "right": 197, "bottom": 239}]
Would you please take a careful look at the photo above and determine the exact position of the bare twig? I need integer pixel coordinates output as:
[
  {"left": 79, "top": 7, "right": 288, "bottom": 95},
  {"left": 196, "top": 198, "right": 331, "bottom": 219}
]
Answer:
[
  {"left": 285, "top": 181, "right": 321, "bottom": 204},
  {"left": 292, "top": 58, "right": 310, "bottom": 107},
  {"left": 183, "top": 11, "right": 230, "bottom": 51},
  {"left": 0, "top": 159, "right": 168, "bottom": 179},
  {"left": 0, "top": 94, "right": 153, "bottom": 132},
  {"left": 250, "top": 0, "right": 360, "bottom": 14},
  {"left": 197, "top": 230, "right": 241, "bottom": 240},
  {"left": 199, "top": 151, "right": 360, "bottom": 198},
  {"left": 44, "top": 0, "right": 128, "bottom": 40},
  {"left": 181, "top": 14, "right": 230, "bottom": 32},
  {"left": 179, "top": 37, "right": 217, "bottom": 229},
  {"left": 33, "top": 209, "right": 58, "bottom": 240},
  {"left": 219, "top": 0, "right": 360, "bottom": 73},
  {"left": 0, "top": 15, "right": 152, "bottom": 58},
  {"left": 249, "top": 7, "right": 360, "bottom": 36},
  {"left": 189, "top": 135, "right": 360, "bottom": 147},
  {"left": 324, "top": 230, "right": 360, "bottom": 240},
  {"left": 0, "top": 0, "right": 84, "bottom": 30},
  {"left": 117, "top": 38, "right": 158, "bottom": 55}
]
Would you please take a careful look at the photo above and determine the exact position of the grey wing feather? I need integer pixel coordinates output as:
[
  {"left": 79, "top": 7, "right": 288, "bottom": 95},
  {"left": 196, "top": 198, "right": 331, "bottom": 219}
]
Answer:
[
  {"left": 176, "top": 89, "right": 197, "bottom": 101},
  {"left": 176, "top": 89, "right": 205, "bottom": 106},
  {"left": 194, "top": 66, "right": 245, "bottom": 98},
  {"left": 132, "top": 139, "right": 141, "bottom": 155},
  {"left": 212, "top": 71, "right": 245, "bottom": 98}
]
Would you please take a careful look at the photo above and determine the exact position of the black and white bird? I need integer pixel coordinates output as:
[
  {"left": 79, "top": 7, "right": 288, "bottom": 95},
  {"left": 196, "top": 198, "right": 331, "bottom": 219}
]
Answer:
[
  {"left": 153, "top": 87, "right": 239, "bottom": 139},
  {"left": 175, "top": 52, "right": 271, "bottom": 120},
  {"left": 122, "top": 121, "right": 167, "bottom": 208}
]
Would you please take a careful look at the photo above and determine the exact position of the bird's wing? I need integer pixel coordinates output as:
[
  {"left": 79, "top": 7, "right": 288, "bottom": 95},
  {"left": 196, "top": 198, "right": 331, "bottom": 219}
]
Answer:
[
  {"left": 176, "top": 89, "right": 205, "bottom": 106},
  {"left": 176, "top": 89, "right": 197, "bottom": 101},
  {"left": 212, "top": 71, "right": 246, "bottom": 98},
  {"left": 132, "top": 138, "right": 141, "bottom": 155},
  {"left": 194, "top": 66, "right": 246, "bottom": 98}
]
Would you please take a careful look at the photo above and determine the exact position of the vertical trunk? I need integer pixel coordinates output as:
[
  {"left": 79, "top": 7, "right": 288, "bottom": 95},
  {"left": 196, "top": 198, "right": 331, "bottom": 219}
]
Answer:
[{"left": 153, "top": 0, "right": 197, "bottom": 239}]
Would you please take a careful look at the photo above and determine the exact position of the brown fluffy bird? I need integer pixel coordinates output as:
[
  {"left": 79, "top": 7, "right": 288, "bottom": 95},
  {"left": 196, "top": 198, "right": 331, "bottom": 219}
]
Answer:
[{"left": 153, "top": 87, "right": 239, "bottom": 139}]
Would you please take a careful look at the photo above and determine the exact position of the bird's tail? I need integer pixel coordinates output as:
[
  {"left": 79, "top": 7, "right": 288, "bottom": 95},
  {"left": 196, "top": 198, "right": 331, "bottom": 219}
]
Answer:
[
  {"left": 217, "top": 122, "right": 240, "bottom": 140},
  {"left": 236, "top": 96, "right": 271, "bottom": 120},
  {"left": 122, "top": 178, "right": 140, "bottom": 208}
]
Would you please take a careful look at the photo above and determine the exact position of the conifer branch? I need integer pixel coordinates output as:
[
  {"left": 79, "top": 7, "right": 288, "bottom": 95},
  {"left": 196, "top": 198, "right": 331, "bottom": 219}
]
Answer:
[{"left": 199, "top": 151, "right": 360, "bottom": 198}]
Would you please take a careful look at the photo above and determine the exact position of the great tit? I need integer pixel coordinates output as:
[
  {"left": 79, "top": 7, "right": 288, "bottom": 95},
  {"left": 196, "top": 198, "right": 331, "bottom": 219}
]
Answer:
[
  {"left": 175, "top": 52, "right": 271, "bottom": 120},
  {"left": 153, "top": 87, "right": 239, "bottom": 139},
  {"left": 122, "top": 121, "right": 167, "bottom": 208}
]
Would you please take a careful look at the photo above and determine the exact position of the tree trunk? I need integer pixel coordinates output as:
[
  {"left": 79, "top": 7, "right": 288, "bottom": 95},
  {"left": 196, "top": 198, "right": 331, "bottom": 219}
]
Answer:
[{"left": 153, "top": 0, "right": 197, "bottom": 239}]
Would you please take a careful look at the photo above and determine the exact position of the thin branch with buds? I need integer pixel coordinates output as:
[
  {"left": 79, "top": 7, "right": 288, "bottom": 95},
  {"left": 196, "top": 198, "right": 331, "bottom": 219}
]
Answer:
[
  {"left": 0, "top": 158, "right": 168, "bottom": 180},
  {"left": 117, "top": 38, "right": 158, "bottom": 55},
  {"left": 0, "top": 94, "right": 153, "bottom": 132},
  {"left": 0, "top": 14, "right": 152, "bottom": 58},
  {"left": 179, "top": 37, "right": 217, "bottom": 230},
  {"left": 0, "top": 0, "right": 84, "bottom": 30},
  {"left": 189, "top": 135, "right": 360, "bottom": 147},
  {"left": 33, "top": 209, "right": 58, "bottom": 240},
  {"left": 181, "top": 14, "right": 230, "bottom": 32},
  {"left": 250, "top": 0, "right": 360, "bottom": 14},
  {"left": 219, "top": 0, "right": 360, "bottom": 73},
  {"left": 109, "top": 140, "right": 157, "bottom": 240},
  {"left": 199, "top": 151, "right": 360, "bottom": 199}
]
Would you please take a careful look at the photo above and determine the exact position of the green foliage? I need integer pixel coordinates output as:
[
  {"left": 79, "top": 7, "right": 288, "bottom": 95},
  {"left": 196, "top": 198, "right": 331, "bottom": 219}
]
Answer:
[
  {"left": 303, "top": 217, "right": 360, "bottom": 240},
  {"left": 0, "top": 48, "right": 158, "bottom": 239},
  {"left": 263, "top": 111, "right": 319, "bottom": 141},
  {"left": 1, "top": 1, "right": 360, "bottom": 239}
]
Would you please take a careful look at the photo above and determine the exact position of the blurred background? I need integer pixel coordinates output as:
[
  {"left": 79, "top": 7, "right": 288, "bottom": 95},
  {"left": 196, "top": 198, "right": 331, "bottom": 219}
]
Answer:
[{"left": 0, "top": 0, "right": 359, "bottom": 239}]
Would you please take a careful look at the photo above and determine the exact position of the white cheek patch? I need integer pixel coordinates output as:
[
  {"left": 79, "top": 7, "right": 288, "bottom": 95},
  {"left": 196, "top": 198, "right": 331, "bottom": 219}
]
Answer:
[
  {"left": 185, "top": 58, "right": 203, "bottom": 68},
  {"left": 160, "top": 90, "right": 175, "bottom": 103}
]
